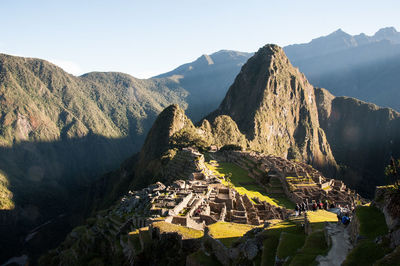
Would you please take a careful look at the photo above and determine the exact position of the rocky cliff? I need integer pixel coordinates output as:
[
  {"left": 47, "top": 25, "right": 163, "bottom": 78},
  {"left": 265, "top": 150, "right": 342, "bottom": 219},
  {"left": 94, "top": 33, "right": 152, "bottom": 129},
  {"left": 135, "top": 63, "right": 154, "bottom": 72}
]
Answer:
[
  {"left": 205, "top": 45, "right": 337, "bottom": 173},
  {"left": 315, "top": 88, "right": 400, "bottom": 196}
]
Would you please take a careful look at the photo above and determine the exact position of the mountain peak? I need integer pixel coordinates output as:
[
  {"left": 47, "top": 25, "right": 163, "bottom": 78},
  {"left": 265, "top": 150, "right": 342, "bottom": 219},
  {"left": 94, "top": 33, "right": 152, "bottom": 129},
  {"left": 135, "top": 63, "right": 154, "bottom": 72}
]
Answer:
[
  {"left": 327, "top": 28, "right": 351, "bottom": 38},
  {"left": 200, "top": 54, "right": 214, "bottom": 65},
  {"left": 138, "top": 104, "right": 193, "bottom": 163},
  {"left": 206, "top": 44, "right": 337, "bottom": 171},
  {"left": 374, "top": 26, "right": 398, "bottom": 38}
]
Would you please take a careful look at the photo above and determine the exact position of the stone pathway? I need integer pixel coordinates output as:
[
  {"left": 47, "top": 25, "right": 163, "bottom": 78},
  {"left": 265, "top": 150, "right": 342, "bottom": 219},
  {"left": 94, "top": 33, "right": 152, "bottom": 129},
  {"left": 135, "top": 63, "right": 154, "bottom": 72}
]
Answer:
[{"left": 316, "top": 223, "right": 353, "bottom": 266}]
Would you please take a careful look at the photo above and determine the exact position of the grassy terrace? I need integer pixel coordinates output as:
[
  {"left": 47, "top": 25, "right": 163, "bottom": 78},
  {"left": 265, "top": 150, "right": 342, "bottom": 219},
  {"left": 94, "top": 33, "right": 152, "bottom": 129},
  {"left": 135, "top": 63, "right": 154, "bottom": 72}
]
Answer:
[
  {"left": 260, "top": 210, "right": 343, "bottom": 265},
  {"left": 208, "top": 221, "right": 259, "bottom": 247},
  {"left": 307, "top": 210, "right": 338, "bottom": 230},
  {"left": 187, "top": 250, "right": 222, "bottom": 266},
  {"left": 206, "top": 161, "right": 294, "bottom": 209},
  {"left": 343, "top": 205, "right": 390, "bottom": 266},
  {"left": 128, "top": 230, "right": 142, "bottom": 251},
  {"left": 152, "top": 221, "right": 204, "bottom": 239},
  {"left": 260, "top": 221, "right": 306, "bottom": 265}
]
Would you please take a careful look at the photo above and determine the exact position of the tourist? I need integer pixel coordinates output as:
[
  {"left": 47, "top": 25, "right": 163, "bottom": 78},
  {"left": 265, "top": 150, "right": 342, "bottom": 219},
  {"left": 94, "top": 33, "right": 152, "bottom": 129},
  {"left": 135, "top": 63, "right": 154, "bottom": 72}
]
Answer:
[
  {"left": 342, "top": 215, "right": 350, "bottom": 226},
  {"left": 312, "top": 201, "right": 317, "bottom": 211},
  {"left": 330, "top": 201, "right": 336, "bottom": 209},
  {"left": 323, "top": 200, "right": 328, "bottom": 210},
  {"left": 319, "top": 201, "right": 323, "bottom": 210},
  {"left": 299, "top": 203, "right": 304, "bottom": 215},
  {"left": 295, "top": 204, "right": 299, "bottom": 216}
]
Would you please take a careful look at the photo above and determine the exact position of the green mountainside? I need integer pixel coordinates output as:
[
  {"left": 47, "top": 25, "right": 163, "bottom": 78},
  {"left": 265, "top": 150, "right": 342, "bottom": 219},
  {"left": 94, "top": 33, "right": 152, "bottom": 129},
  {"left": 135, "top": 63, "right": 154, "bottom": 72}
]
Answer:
[
  {"left": 2, "top": 39, "right": 400, "bottom": 264},
  {"left": 0, "top": 53, "right": 188, "bottom": 262},
  {"left": 315, "top": 87, "right": 400, "bottom": 196}
]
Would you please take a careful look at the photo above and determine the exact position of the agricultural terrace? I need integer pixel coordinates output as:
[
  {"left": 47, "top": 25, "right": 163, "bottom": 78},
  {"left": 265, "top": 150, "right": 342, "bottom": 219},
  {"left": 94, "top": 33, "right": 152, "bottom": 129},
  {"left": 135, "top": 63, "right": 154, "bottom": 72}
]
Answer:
[{"left": 206, "top": 161, "right": 294, "bottom": 209}]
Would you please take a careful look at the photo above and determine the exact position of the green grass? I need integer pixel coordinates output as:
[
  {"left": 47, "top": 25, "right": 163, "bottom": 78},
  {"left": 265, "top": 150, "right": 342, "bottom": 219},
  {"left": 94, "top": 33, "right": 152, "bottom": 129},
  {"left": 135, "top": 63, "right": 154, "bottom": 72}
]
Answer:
[
  {"left": 208, "top": 221, "right": 258, "bottom": 247},
  {"left": 342, "top": 240, "right": 389, "bottom": 266},
  {"left": 260, "top": 221, "right": 305, "bottom": 266},
  {"left": 207, "top": 162, "right": 294, "bottom": 209},
  {"left": 152, "top": 221, "right": 204, "bottom": 239},
  {"left": 342, "top": 205, "right": 391, "bottom": 265},
  {"left": 261, "top": 235, "right": 280, "bottom": 266},
  {"left": 187, "top": 250, "right": 222, "bottom": 266},
  {"left": 307, "top": 210, "right": 338, "bottom": 230},
  {"left": 290, "top": 230, "right": 329, "bottom": 266},
  {"left": 276, "top": 232, "right": 306, "bottom": 261},
  {"left": 374, "top": 245, "right": 400, "bottom": 266},
  {"left": 356, "top": 206, "right": 388, "bottom": 239}
]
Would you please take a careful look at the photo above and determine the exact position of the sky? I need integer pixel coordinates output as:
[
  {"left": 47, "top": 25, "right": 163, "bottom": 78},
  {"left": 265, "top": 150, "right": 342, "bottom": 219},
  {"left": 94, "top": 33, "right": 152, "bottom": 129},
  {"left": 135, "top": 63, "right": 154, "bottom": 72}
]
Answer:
[{"left": 1, "top": 0, "right": 399, "bottom": 78}]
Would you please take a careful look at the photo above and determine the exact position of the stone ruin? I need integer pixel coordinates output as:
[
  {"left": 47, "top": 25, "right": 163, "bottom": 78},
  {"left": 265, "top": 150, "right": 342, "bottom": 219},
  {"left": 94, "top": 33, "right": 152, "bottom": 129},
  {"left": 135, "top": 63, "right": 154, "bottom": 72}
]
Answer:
[
  {"left": 218, "top": 150, "right": 363, "bottom": 208},
  {"left": 114, "top": 147, "right": 364, "bottom": 240}
]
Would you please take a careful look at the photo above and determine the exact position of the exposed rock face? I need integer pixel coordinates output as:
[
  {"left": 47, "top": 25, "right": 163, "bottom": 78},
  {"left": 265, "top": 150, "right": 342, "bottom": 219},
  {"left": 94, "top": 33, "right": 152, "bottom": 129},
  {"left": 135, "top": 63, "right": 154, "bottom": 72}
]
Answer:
[
  {"left": 205, "top": 45, "right": 337, "bottom": 173},
  {"left": 315, "top": 88, "right": 400, "bottom": 196},
  {"left": 199, "top": 115, "right": 248, "bottom": 148},
  {"left": 138, "top": 104, "right": 194, "bottom": 164}
]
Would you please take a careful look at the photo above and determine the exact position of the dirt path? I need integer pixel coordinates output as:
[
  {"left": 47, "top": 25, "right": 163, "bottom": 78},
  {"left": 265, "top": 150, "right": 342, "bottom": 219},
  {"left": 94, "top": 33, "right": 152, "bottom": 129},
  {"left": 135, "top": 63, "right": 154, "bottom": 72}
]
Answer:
[{"left": 316, "top": 223, "right": 353, "bottom": 266}]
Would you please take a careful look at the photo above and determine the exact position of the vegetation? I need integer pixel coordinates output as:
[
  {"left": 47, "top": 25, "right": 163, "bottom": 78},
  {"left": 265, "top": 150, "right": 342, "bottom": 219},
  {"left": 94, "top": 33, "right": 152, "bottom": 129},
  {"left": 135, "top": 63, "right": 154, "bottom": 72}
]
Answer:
[
  {"left": 208, "top": 221, "right": 258, "bottom": 247},
  {"left": 276, "top": 232, "right": 306, "bottom": 260},
  {"left": 207, "top": 161, "right": 294, "bottom": 208},
  {"left": 307, "top": 210, "right": 338, "bottom": 230},
  {"left": 0, "top": 171, "right": 14, "bottom": 210},
  {"left": 261, "top": 235, "right": 280, "bottom": 266},
  {"left": 152, "top": 221, "right": 204, "bottom": 239},
  {"left": 187, "top": 250, "right": 222, "bottom": 266},
  {"left": 356, "top": 206, "right": 388, "bottom": 239},
  {"left": 385, "top": 157, "right": 400, "bottom": 189},
  {"left": 374, "top": 246, "right": 400, "bottom": 266},
  {"left": 343, "top": 240, "right": 390, "bottom": 266},
  {"left": 290, "top": 230, "right": 329, "bottom": 265},
  {"left": 170, "top": 127, "right": 209, "bottom": 151},
  {"left": 260, "top": 221, "right": 305, "bottom": 265},
  {"left": 343, "top": 205, "right": 390, "bottom": 265},
  {"left": 220, "top": 144, "right": 243, "bottom": 151}
]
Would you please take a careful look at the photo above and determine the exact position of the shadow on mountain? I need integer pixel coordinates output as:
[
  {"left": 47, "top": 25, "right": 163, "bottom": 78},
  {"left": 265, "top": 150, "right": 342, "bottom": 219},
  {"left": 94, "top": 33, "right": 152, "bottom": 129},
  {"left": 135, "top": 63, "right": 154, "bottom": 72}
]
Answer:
[{"left": 0, "top": 133, "right": 142, "bottom": 264}]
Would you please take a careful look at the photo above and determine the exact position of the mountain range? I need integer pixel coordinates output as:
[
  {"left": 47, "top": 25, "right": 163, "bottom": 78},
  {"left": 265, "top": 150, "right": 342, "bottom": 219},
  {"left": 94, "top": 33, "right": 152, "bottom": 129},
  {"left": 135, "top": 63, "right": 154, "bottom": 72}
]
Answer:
[
  {"left": 285, "top": 27, "right": 400, "bottom": 111},
  {"left": 40, "top": 44, "right": 400, "bottom": 266},
  {"left": 1, "top": 27, "right": 400, "bottom": 264}
]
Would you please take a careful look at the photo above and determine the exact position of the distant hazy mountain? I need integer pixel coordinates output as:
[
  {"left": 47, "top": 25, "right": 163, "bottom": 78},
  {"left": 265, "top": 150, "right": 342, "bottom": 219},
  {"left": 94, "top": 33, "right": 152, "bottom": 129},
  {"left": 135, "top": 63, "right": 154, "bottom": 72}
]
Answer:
[
  {"left": 284, "top": 27, "right": 400, "bottom": 111},
  {"left": 154, "top": 50, "right": 253, "bottom": 122}
]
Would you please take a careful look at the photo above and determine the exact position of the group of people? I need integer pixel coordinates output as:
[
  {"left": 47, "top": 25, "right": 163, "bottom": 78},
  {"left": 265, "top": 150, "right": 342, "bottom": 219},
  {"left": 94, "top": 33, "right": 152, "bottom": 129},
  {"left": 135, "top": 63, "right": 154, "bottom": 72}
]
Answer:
[
  {"left": 294, "top": 199, "right": 335, "bottom": 216},
  {"left": 293, "top": 199, "right": 353, "bottom": 226}
]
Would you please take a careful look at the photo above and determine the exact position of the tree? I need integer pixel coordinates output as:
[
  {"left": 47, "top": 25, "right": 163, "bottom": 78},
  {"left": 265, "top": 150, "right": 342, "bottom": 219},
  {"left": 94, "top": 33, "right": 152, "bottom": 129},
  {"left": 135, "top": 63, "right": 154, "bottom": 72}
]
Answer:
[{"left": 384, "top": 157, "right": 400, "bottom": 188}]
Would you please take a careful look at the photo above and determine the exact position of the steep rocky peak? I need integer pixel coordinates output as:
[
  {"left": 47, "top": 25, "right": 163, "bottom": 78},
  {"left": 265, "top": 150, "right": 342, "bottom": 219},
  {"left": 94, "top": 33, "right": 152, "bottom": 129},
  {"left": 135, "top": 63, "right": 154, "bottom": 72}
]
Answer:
[
  {"left": 205, "top": 44, "right": 337, "bottom": 172},
  {"left": 211, "top": 44, "right": 311, "bottom": 128},
  {"left": 138, "top": 104, "right": 193, "bottom": 162}
]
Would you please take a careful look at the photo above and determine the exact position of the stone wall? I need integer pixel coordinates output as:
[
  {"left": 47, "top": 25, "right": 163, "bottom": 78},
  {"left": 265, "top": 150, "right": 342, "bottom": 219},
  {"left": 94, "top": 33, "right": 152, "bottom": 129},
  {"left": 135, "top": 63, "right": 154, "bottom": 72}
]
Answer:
[
  {"left": 204, "top": 231, "right": 230, "bottom": 265},
  {"left": 168, "top": 192, "right": 193, "bottom": 216}
]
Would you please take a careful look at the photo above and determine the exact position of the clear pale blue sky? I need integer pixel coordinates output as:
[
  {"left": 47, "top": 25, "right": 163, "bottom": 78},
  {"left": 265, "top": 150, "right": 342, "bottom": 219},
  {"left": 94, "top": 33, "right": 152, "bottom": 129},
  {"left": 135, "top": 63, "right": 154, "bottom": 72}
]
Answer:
[{"left": 1, "top": 0, "right": 399, "bottom": 78}]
